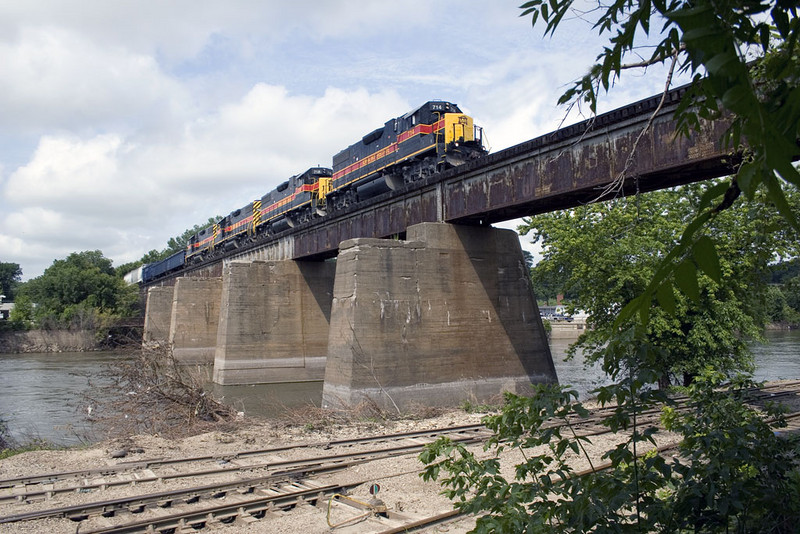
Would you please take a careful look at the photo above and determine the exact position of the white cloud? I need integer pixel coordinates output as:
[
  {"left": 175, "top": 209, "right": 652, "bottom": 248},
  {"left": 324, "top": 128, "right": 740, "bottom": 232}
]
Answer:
[
  {"left": 0, "top": 2, "right": 683, "bottom": 280},
  {"left": 0, "top": 27, "right": 190, "bottom": 136},
  {"left": 131, "top": 85, "right": 408, "bottom": 212},
  {"left": 0, "top": 1, "right": 434, "bottom": 62},
  {"left": 1, "top": 85, "right": 411, "bottom": 277}
]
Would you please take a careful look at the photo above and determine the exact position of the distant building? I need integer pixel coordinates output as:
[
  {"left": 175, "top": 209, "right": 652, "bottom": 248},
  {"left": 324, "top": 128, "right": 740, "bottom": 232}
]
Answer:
[{"left": 0, "top": 301, "right": 13, "bottom": 320}]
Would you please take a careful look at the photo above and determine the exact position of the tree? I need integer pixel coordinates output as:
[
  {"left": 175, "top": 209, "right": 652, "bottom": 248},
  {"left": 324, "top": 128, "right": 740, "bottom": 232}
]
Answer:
[
  {"left": 770, "top": 258, "right": 800, "bottom": 284},
  {"left": 768, "top": 259, "right": 800, "bottom": 323},
  {"left": 17, "top": 251, "right": 139, "bottom": 329},
  {"left": 0, "top": 262, "right": 22, "bottom": 301},
  {"left": 786, "top": 275, "right": 800, "bottom": 313},
  {"left": 520, "top": 182, "right": 799, "bottom": 386}
]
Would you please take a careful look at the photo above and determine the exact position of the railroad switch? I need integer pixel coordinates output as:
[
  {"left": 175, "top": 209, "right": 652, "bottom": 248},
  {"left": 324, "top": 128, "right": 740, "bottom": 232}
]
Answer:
[{"left": 326, "top": 492, "right": 388, "bottom": 528}]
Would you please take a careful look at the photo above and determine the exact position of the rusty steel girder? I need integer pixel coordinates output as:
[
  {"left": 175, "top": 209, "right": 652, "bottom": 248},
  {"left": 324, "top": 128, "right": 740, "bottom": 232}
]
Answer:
[{"left": 442, "top": 101, "right": 735, "bottom": 225}]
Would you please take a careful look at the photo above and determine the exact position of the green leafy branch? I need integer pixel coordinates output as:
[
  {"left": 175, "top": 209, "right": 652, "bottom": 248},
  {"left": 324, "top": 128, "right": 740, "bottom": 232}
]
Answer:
[{"left": 521, "top": 0, "right": 800, "bottom": 328}]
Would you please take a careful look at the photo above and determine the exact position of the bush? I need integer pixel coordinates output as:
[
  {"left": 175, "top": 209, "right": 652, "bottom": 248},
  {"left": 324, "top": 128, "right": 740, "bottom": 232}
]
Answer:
[
  {"left": 83, "top": 345, "right": 238, "bottom": 440},
  {"left": 421, "top": 367, "right": 800, "bottom": 532}
]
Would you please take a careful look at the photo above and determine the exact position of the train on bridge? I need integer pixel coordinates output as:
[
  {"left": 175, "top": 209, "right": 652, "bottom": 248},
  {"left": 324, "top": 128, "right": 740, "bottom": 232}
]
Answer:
[{"left": 137, "top": 101, "right": 485, "bottom": 284}]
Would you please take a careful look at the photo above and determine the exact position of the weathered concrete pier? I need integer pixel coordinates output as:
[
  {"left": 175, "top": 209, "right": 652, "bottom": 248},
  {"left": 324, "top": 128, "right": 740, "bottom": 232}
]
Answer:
[
  {"left": 322, "top": 223, "right": 554, "bottom": 411},
  {"left": 143, "top": 222, "right": 557, "bottom": 409},
  {"left": 169, "top": 277, "right": 221, "bottom": 364},
  {"left": 212, "top": 260, "right": 335, "bottom": 385},
  {"left": 142, "top": 286, "right": 174, "bottom": 343}
]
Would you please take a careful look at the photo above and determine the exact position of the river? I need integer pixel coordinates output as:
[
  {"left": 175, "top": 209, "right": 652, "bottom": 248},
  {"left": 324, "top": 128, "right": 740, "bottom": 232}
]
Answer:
[{"left": 1, "top": 330, "right": 798, "bottom": 447}]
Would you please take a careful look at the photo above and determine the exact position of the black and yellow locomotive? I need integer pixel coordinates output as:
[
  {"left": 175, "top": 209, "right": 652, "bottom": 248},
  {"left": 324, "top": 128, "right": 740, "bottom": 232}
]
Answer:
[
  {"left": 328, "top": 100, "right": 484, "bottom": 210},
  {"left": 142, "top": 101, "right": 484, "bottom": 281},
  {"left": 185, "top": 166, "right": 332, "bottom": 263}
]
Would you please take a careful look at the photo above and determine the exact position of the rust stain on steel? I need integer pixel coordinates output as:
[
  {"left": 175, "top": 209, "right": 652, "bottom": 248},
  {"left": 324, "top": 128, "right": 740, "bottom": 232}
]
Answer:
[{"left": 441, "top": 108, "right": 735, "bottom": 225}]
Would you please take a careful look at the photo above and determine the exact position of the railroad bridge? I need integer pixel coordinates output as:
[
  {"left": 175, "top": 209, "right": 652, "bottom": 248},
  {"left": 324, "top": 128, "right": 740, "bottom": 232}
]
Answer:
[{"left": 143, "top": 85, "right": 737, "bottom": 411}]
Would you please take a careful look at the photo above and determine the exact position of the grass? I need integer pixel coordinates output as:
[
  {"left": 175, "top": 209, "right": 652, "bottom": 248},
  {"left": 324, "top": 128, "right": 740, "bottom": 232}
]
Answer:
[{"left": 0, "top": 438, "right": 61, "bottom": 460}]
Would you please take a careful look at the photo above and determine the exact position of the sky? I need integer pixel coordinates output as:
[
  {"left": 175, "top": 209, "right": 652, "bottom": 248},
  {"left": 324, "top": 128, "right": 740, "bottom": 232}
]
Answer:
[{"left": 0, "top": 1, "right": 679, "bottom": 281}]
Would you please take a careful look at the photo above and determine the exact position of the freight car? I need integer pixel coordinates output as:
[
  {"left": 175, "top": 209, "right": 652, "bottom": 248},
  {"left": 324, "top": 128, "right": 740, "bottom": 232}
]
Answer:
[
  {"left": 142, "top": 101, "right": 484, "bottom": 279},
  {"left": 123, "top": 265, "right": 144, "bottom": 285},
  {"left": 141, "top": 249, "right": 186, "bottom": 284}
]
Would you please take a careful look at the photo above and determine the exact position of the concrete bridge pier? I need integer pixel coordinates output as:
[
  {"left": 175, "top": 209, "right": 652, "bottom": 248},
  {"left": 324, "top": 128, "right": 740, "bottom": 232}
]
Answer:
[
  {"left": 322, "top": 222, "right": 557, "bottom": 412},
  {"left": 143, "top": 286, "right": 175, "bottom": 343},
  {"left": 169, "top": 277, "right": 222, "bottom": 364},
  {"left": 212, "top": 260, "right": 336, "bottom": 385}
]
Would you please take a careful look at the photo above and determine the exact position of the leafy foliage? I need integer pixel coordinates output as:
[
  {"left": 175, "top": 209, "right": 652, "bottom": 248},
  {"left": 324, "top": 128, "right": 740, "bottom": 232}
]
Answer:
[
  {"left": 12, "top": 251, "right": 139, "bottom": 330},
  {"left": 520, "top": 182, "right": 799, "bottom": 385},
  {"left": 661, "top": 371, "right": 800, "bottom": 531},
  {"left": 422, "top": 368, "right": 800, "bottom": 533},
  {"left": 0, "top": 262, "right": 22, "bottom": 301},
  {"left": 765, "top": 259, "right": 800, "bottom": 323}
]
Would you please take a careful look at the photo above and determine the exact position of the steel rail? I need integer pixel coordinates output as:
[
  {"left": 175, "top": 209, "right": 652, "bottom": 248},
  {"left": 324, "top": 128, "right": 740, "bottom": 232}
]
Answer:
[
  {"left": 0, "top": 430, "right": 489, "bottom": 523},
  {"left": 0, "top": 422, "right": 487, "bottom": 489},
  {"left": 80, "top": 481, "right": 354, "bottom": 534}
]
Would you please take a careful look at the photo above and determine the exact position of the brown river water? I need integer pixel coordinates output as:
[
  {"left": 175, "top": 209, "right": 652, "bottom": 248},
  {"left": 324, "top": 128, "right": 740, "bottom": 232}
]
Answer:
[{"left": 1, "top": 330, "right": 798, "bottom": 446}]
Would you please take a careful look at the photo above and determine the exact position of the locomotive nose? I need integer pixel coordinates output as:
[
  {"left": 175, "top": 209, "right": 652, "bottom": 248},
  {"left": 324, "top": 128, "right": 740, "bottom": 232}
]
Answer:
[{"left": 444, "top": 113, "right": 476, "bottom": 146}]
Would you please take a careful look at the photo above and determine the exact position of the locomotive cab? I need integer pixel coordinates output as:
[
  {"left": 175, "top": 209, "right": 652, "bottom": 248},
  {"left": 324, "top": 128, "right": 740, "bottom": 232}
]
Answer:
[
  {"left": 286, "top": 166, "right": 332, "bottom": 226},
  {"left": 423, "top": 101, "right": 483, "bottom": 163},
  {"left": 329, "top": 100, "right": 486, "bottom": 208}
]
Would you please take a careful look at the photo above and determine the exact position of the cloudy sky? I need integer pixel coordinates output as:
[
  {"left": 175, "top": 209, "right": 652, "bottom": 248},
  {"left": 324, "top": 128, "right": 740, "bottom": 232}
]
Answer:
[{"left": 1, "top": 1, "right": 679, "bottom": 280}]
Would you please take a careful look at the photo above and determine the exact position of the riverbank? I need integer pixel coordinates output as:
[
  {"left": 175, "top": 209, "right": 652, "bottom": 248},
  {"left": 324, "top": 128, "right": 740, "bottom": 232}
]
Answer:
[
  {"left": 0, "top": 329, "right": 98, "bottom": 353},
  {"left": 0, "top": 321, "right": 142, "bottom": 353}
]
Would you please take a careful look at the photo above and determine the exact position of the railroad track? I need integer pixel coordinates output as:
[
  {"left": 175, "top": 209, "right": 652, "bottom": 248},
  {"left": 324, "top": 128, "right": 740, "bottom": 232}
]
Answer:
[
  {"left": 0, "top": 424, "right": 491, "bottom": 496},
  {"left": 0, "top": 424, "right": 491, "bottom": 531},
  {"left": 2, "top": 382, "right": 798, "bottom": 533},
  {"left": 81, "top": 480, "right": 357, "bottom": 534}
]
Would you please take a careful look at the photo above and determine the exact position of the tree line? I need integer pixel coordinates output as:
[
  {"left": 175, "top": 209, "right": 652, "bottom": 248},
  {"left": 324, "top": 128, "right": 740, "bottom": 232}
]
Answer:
[{"left": 0, "top": 217, "right": 218, "bottom": 332}]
